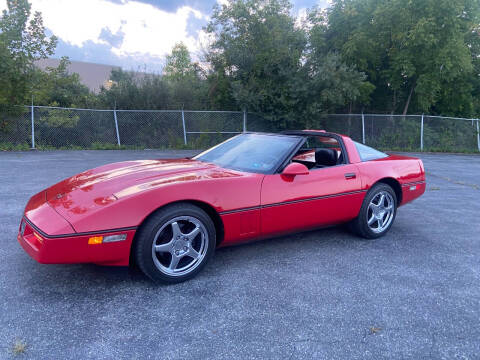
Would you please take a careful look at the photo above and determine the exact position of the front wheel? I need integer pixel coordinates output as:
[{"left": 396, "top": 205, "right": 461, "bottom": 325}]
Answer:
[
  {"left": 349, "top": 183, "right": 397, "bottom": 239},
  {"left": 134, "top": 203, "right": 216, "bottom": 283}
]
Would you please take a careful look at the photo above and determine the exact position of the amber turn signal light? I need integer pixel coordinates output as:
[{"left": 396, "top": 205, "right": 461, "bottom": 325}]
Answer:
[
  {"left": 88, "top": 234, "right": 127, "bottom": 245},
  {"left": 88, "top": 236, "right": 103, "bottom": 245}
]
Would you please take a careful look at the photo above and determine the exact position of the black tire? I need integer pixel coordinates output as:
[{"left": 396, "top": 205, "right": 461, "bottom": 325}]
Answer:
[
  {"left": 134, "top": 203, "right": 216, "bottom": 283},
  {"left": 349, "top": 183, "right": 397, "bottom": 239}
]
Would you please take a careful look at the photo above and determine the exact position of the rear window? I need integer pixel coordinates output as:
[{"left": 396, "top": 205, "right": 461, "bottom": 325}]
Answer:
[{"left": 354, "top": 141, "right": 388, "bottom": 161}]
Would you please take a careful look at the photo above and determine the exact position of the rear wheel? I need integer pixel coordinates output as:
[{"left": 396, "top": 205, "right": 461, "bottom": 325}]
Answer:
[
  {"left": 134, "top": 203, "right": 216, "bottom": 283},
  {"left": 349, "top": 183, "right": 397, "bottom": 239}
]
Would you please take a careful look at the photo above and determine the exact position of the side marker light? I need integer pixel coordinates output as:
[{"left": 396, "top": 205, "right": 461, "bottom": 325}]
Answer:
[
  {"left": 103, "top": 234, "right": 127, "bottom": 243},
  {"left": 88, "top": 236, "right": 103, "bottom": 245},
  {"left": 33, "top": 232, "right": 44, "bottom": 243},
  {"left": 88, "top": 234, "right": 127, "bottom": 245}
]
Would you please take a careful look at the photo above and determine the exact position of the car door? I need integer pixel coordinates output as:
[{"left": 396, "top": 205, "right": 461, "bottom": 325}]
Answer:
[{"left": 260, "top": 139, "right": 365, "bottom": 237}]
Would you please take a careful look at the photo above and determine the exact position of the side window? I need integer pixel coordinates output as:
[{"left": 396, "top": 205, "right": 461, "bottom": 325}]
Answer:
[
  {"left": 293, "top": 136, "right": 344, "bottom": 169},
  {"left": 354, "top": 141, "right": 388, "bottom": 161}
]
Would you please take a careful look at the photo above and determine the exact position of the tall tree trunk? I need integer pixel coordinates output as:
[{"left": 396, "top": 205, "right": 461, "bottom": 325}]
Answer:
[
  {"left": 402, "top": 82, "right": 416, "bottom": 116},
  {"left": 391, "top": 89, "right": 396, "bottom": 115},
  {"left": 347, "top": 102, "right": 353, "bottom": 135}
]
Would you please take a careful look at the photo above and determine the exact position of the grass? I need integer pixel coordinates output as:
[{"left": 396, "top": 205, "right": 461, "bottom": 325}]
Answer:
[
  {"left": 0, "top": 142, "right": 31, "bottom": 151},
  {"left": 0, "top": 142, "right": 135, "bottom": 151},
  {"left": 379, "top": 146, "right": 480, "bottom": 154},
  {"left": 11, "top": 339, "right": 27, "bottom": 356},
  {"left": 0, "top": 140, "right": 203, "bottom": 151},
  {"left": 0, "top": 141, "right": 479, "bottom": 153}
]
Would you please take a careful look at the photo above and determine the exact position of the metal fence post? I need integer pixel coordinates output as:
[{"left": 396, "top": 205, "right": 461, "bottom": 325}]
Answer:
[
  {"left": 113, "top": 108, "right": 121, "bottom": 146},
  {"left": 182, "top": 109, "right": 187, "bottom": 145},
  {"left": 243, "top": 109, "right": 247, "bottom": 133},
  {"left": 361, "top": 112, "right": 365, "bottom": 144},
  {"left": 30, "top": 99, "right": 35, "bottom": 149},
  {"left": 477, "top": 120, "right": 480, "bottom": 152},
  {"left": 420, "top": 114, "right": 424, "bottom": 151}
]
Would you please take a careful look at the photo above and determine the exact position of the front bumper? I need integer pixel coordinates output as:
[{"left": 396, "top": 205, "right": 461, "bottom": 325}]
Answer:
[{"left": 18, "top": 217, "right": 136, "bottom": 266}]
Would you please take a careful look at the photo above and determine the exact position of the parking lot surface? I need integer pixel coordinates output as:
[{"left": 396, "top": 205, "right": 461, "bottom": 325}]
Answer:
[{"left": 1, "top": 150, "right": 479, "bottom": 359}]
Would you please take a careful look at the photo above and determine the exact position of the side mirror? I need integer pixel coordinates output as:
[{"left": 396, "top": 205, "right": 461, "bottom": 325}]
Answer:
[{"left": 281, "top": 162, "right": 309, "bottom": 177}]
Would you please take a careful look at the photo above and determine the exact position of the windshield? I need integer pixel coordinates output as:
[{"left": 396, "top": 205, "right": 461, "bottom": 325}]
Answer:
[{"left": 194, "top": 133, "right": 301, "bottom": 174}]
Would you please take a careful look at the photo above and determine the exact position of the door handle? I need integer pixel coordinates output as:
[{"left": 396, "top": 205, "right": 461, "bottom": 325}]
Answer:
[{"left": 344, "top": 173, "right": 356, "bottom": 179}]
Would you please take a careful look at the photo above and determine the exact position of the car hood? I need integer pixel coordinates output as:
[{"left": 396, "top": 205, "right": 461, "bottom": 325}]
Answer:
[{"left": 45, "top": 158, "right": 236, "bottom": 223}]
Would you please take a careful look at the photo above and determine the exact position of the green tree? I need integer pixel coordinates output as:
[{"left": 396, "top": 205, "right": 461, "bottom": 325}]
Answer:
[
  {"left": 303, "top": 8, "right": 374, "bottom": 116},
  {"left": 32, "top": 57, "right": 94, "bottom": 108},
  {"left": 163, "top": 42, "right": 195, "bottom": 80},
  {"left": 0, "top": 0, "right": 57, "bottom": 114},
  {"left": 206, "top": 0, "right": 307, "bottom": 125},
  {"left": 326, "top": 0, "right": 480, "bottom": 116},
  {"left": 98, "top": 69, "right": 171, "bottom": 109},
  {"left": 206, "top": 0, "right": 372, "bottom": 127},
  {"left": 163, "top": 42, "right": 208, "bottom": 109}
]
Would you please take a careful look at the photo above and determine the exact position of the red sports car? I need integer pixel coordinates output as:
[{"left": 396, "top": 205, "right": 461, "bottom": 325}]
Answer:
[{"left": 18, "top": 131, "right": 425, "bottom": 283}]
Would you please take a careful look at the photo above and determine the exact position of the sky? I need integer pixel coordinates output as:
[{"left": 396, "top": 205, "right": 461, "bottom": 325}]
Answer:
[{"left": 1, "top": 0, "right": 330, "bottom": 73}]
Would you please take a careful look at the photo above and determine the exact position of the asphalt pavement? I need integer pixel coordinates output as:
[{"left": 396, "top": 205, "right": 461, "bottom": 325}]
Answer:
[{"left": 0, "top": 150, "right": 479, "bottom": 359}]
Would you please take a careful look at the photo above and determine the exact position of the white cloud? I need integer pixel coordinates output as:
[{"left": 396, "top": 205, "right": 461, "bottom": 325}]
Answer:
[
  {"left": 1, "top": 0, "right": 209, "bottom": 64},
  {"left": 295, "top": 7, "right": 308, "bottom": 27},
  {"left": 0, "top": 0, "right": 332, "bottom": 70}
]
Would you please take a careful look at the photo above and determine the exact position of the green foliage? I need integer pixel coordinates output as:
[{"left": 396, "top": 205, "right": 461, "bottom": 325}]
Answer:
[
  {"left": 38, "top": 108, "right": 79, "bottom": 128},
  {"left": 1, "top": 0, "right": 480, "bottom": 152},
  {"left": 206, "top": 0, "right": 306, "bottom": 121},
  {"left": 98, "top": 65, "right": 207, "bottom": 110},
  {"left": 372, "top": 118, "right": 421, "bottom": 150},
  {"left": 98, "top": 69, "right": 167, "bottom": 109},
  {"left": 0, "top": 0, "right": 56, "bottom": 114},
  {"left": 187, "top": 132, "right": 227, "bottom": 149},
  {"left": 423, "top": 117, "right": 478, "bottom": 152},
  {"left": 0, "top": 142, "right": 30, "bottom": 151},
  {"left": 90, "top": 142, "right": 123, "bottom": 150},
  {"left": 31, "top": 57, "right": 95, "bottom": 108},
  {"left": 163, "top": 42, "right": 195, "bottom": 80},
  {"left": 205, "top": 0, "right": 372, "bottom": 128},
  {"left": 326, "top": 0, "right": 480, "bottom": 116}
]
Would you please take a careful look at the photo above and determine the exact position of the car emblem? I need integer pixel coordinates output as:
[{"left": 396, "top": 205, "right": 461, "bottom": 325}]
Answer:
[{"left": 56, "top": 193, "right": 64, "bottom": 199}]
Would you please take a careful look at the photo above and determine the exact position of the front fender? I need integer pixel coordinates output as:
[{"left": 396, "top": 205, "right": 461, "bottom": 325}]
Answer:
[{"left": 69, "top": 175, "right": 264, "bottom": 233}]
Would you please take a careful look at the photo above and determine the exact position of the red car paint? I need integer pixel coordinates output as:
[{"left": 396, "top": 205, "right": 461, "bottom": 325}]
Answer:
[{"left": 18, "top": 132, "right": 426, "bottom": 266}]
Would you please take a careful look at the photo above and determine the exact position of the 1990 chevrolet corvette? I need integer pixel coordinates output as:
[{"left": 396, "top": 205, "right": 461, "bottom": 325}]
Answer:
[{"left": 18, "top": 131, "right": 425, "bottom": 283}]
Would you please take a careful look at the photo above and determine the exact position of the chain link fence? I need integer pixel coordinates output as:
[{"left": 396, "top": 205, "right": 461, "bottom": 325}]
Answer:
[
  {"left": 0, "top": 108, "right": 32, "bottom": 148},
  {"left": 0, "top": 106, "right": 479, "bottom": 152}
]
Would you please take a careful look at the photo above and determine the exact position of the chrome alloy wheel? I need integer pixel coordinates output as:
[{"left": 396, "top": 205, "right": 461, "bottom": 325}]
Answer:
[
  {"left": 151, "top": 216, "right": 208, "bottom": 277},
  {"left": 366, "top": 191, "right": 395, "bottom": 234}
]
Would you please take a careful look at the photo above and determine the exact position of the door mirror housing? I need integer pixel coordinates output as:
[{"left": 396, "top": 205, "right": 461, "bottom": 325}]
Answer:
[{"left": 281, "top": 162, "right": 309, "bottom": 177}]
